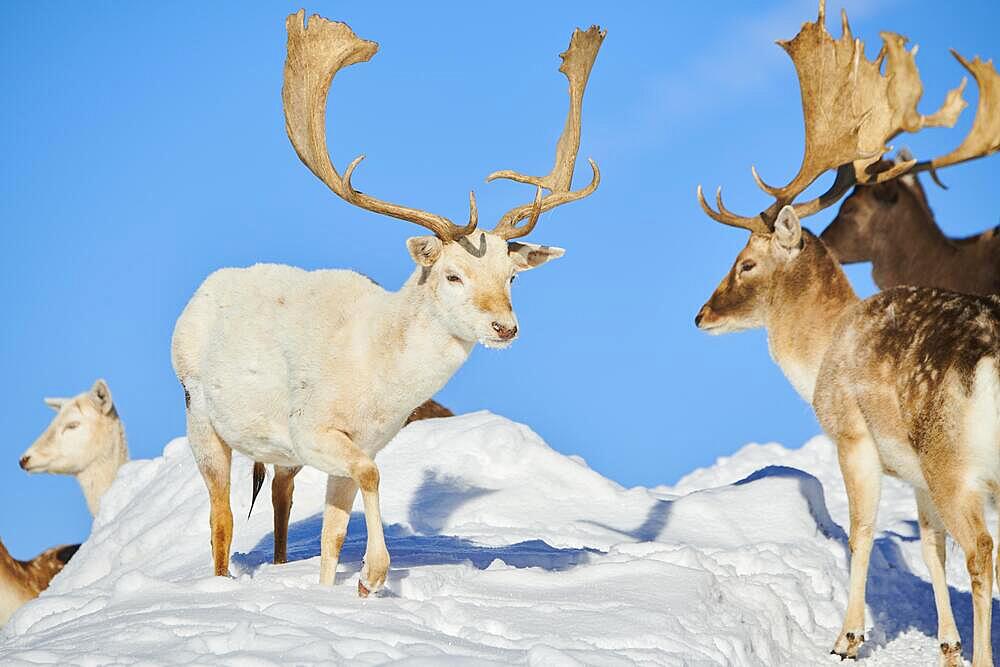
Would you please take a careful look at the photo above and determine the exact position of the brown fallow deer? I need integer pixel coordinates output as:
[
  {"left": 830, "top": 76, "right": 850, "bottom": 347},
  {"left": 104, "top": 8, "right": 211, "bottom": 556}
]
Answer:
[
  {"left": 0, "top": 539, "right": 79, "bottom": 626},
  {"left": 694, "top": 3, "right": 1000, "bottom": 664},
  {"left": 247, "top": 399, "right": 454, "bottom": 560},
  {"left": 821, "top": 150, "right": 1000, "bottom": 295},
  {"left": 172, "top": 12, "right": 603, "bottom": 596},
  {"left": 20, "top": 379, "right": 129, "bottom": 516}
]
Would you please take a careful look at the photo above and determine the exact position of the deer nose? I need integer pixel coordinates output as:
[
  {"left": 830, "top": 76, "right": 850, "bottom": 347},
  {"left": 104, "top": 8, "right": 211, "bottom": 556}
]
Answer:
[
  {"left": 19, "top": 455, "right": 30, "bottom": 470},
  {"left": 491, "top": 321, "right": 518, "bottom": 340},
  {"left": 695, "top": 305, "right": 712, "bottom": 328}
]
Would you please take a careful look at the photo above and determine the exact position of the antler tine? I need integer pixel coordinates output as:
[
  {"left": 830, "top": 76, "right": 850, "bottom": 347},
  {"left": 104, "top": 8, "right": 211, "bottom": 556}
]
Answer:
[
  {"left": 496, "top": 187, "right": 545, "bottom": 240},
  {"left": 780, "top": 163, "right": 860, "bottom": 220},
  {"left": 490, "top": 25, "right": 605, "bottom": 241},
  {"left": 283, "top": 11, "right": 476, "bottom": 242},
  {"left": 341, "top": 156, "right": 478, "bottom": 238},
  {"left": 492, "top": 159, "right": 600, "bottom": 240},
  {"left": 696, "top": 185, "right": 771, "bottom": 235},
  {"left": 908, "top": 51, "right": 1000, "bottom": 177}
]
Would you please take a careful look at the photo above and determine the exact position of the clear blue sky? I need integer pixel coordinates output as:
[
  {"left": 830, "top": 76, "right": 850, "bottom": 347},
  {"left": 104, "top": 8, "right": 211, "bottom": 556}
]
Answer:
[{"left": 2, "top": 1, "right": 997, "bottom": 557}]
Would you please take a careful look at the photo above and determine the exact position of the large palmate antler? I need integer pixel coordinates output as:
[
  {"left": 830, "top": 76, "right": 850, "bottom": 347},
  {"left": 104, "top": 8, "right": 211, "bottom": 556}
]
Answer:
[
  {"left": 696, "top": 0, "right": 996, "bottom": 234},
  {"left": 283, "top": 11, "right": 477, "bottom": 242},
  {"left": 488, "top": 26, "right": 605, "bottom": 241},
  {"left": 908, "top": 51, "right": 1000, "bottom": 182}
]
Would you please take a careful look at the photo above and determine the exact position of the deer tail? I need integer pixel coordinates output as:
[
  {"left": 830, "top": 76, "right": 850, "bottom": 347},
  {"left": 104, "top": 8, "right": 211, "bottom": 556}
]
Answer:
[{"left": 249, "top": 462, "right": 266, "bottom": 519}]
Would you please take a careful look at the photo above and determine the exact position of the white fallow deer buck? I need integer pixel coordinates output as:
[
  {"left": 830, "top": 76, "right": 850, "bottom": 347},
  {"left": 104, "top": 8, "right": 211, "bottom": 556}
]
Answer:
[
  {"left": 0, "top": 538, "right": 79, "bottom": 626},
  {"left": 694, "top": 3, "right": 1000, "bottom": 664},
  {"left": 19, "top": 379, "right": 130, "bottom": 516},
  {"left": 171, "top": 11, "right": 603, "bottom": 596}
]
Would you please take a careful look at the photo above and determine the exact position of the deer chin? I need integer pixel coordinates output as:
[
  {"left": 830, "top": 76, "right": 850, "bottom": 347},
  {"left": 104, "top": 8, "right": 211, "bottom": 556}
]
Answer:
[
  {"left": 19, "top": 457, "right": 53, "bottom": 474},
  {"left": 481, "top": 336, "right": 517, "bottom": 350},
  {"left": 698, "top": 318, "right": 754, "bottom": 335}
]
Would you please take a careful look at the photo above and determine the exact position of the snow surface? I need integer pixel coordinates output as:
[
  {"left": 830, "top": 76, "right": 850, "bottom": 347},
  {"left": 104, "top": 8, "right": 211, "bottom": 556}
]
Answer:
[{"left": 1, "top": 411, "right": 997, "bottom": 665}]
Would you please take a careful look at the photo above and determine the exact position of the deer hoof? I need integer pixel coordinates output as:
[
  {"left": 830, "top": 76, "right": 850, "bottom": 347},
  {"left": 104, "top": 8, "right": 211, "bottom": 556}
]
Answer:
[
  {"left": 939, "top": 641, "right": 962, "bottom": 667},
  {"left": 831, "top": 632, "right": 864, "bottom": 660},
  {"left": 357, "top": 579, "right": 370, "bottom": 598}
]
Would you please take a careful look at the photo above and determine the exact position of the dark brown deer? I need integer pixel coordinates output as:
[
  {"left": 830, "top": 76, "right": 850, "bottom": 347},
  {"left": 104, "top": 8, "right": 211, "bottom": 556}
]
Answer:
[
  {"left": 1, "top": 539, "right": 79, "bottom": 625},
  {"left": 695, "top": 2, "right": 1000, "bottom": 664},
  {"left": 820, "top": 151, "right": 1000, "bottom": 295}
]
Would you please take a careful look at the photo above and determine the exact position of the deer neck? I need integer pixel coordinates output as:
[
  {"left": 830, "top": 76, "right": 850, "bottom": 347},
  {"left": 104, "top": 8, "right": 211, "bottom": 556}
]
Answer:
[
  {"left": 765, "top": 235, "right": 859, "bottom": 404},
  {"left": 869, "top": 192, "right": 953, "bottom": 283},
  {"left": 0, "top": 541, "right": 25, "bottom": 581},
  {"left": 77, "top": 415, "right": 129, "bottom": 516},
  {"left": 375, "top": 269, "right": 474, "bottom": 410}
]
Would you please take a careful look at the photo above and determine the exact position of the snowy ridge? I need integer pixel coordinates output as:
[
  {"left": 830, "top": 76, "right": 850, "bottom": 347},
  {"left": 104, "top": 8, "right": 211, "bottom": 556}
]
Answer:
[{"left": 0, "top": 412, "right": 993, "bottom": 665}]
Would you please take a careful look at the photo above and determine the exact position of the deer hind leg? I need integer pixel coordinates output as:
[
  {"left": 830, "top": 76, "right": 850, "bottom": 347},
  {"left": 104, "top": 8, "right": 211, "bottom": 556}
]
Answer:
[
  {"left": 929, "top": 479, "right": 993, "bottom": 667},
  {"left": 832, "top": 433, "right": 882, "bottom": 660},
  {"left": 186, "top": 411, "right": 233, "bottom": 577},
  {"left": 271, "top": 465, "right": 301, "bottom": 565},
  {"left": 915, "top": 488, "right": 962, "bottom": 665}
]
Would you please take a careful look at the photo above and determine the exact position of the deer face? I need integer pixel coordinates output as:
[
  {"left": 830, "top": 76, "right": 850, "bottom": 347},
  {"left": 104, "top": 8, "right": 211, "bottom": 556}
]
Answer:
[
  {"left": 407, "top": 232, "right": 564, "bottom": 349},
  {"left": 20, "top": 380, "right": 115, "bottom": 475},
  {"left": 696, "top": 207, "right": 804, "bottom": 334},
  {"left": 820, "top": 182, "right": 904, "bottom": 263}
]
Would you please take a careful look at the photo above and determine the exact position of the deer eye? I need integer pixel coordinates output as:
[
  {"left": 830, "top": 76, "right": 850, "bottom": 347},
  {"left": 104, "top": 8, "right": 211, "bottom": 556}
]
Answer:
[
  {"left": 510, "top": 274, "right": 516, "bottom": 284},
  {"left": 739, "top": 260, "right": 757, "bottom": 274},
  {"left": 446, "top": 274, "right": 463, "bottom": 284},
  {"left": 64, "top": 421, "right": 81, "bottom": 430}
]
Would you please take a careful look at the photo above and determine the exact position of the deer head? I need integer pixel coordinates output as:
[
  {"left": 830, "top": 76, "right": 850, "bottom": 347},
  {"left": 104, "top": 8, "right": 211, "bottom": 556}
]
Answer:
[
  {"left": 283, "top": 13, "right": 603, "bottom": 348},
  {"left": 20, "top": 379, "right": 118, "bottom": 475},
  {"left": 696, "top": 206, "right": 816, "bottom": 333},
  {"left": 695, "top": 1, "right": 998, "bottom": 329},
  {"left": 819, "top": 154, "right": 933, "bottom": 263}
]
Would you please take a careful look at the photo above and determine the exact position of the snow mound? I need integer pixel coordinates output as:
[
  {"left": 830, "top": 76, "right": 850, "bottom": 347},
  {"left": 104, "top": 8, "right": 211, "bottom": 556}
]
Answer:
[{"left": 0, "top": 412, "right": 989, "bottom": 665}]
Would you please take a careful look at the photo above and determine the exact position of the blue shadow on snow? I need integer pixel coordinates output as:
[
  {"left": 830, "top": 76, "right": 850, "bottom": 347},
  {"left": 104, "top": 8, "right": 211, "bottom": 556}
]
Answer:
[{"left": 233, "top": 469, "right": 599, "bottom": 575}]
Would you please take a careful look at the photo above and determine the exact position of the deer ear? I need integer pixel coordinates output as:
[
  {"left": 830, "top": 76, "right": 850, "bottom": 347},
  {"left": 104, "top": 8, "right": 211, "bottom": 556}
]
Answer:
[
  {"left": 406, "top": 236, "right": 443, "bottom": 267},
  {"left": 772, "top": 205, "right": 802, "bottom": 256},
  {"left": 872, "top": 181, "right": 900, "bottom": 204},
  {"left": 43, "top": 397, "right": 67, "bottom": 412},
  {"left": 508, "top": 242, "right": 565, "bottom": 271},
  {"left": 90, "top": 379, "right": 114, "bottom": 415}
]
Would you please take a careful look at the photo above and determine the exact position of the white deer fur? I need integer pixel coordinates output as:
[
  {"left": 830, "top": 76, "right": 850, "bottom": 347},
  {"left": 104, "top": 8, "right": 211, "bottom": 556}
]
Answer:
[
  {"left": 20, "top": 379, "right": 129, "bottom": 516},
  {"left": 171, "top": 233, "right": 562, "bottom": 592}
]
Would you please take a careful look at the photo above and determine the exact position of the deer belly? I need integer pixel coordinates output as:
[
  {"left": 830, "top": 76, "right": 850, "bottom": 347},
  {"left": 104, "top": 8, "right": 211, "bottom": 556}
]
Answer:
[
  {"left": 964, "top": 359, "right": 1000, "bottom": 485},
  {"left": 226, "top": 432, "right": 299, "bottom": 467},
  {"left": 204, "top": 384, "right": 299, "bottom": 467},
  {"left": 875, "top": 437, "right": 926, "bottom": 488}
]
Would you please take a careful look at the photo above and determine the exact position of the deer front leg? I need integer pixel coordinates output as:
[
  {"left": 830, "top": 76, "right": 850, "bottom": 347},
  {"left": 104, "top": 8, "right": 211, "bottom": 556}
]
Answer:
[
  {"left": 833, "top": 435, "right": 882, "bottom": 660},
  {"left": 352, "top": 459, "right": 388, "bottom": 597},
  {"left": 272, "top": 465, "right": 301, "bottom": 565},
  {"left": 915, "top": 489, "right": 962, "bottom": 665},
  {"left": 295, "top": 428, "right": 389, "bottom": 595},
  {"left": 318, "top": 475, "right": 358, "bottom": 586}
]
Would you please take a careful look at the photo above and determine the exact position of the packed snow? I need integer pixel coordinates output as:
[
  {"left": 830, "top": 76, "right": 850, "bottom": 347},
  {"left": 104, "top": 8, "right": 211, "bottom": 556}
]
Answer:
[{"left": 1, "top": 411, "right": 996, "bottom": 665}]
